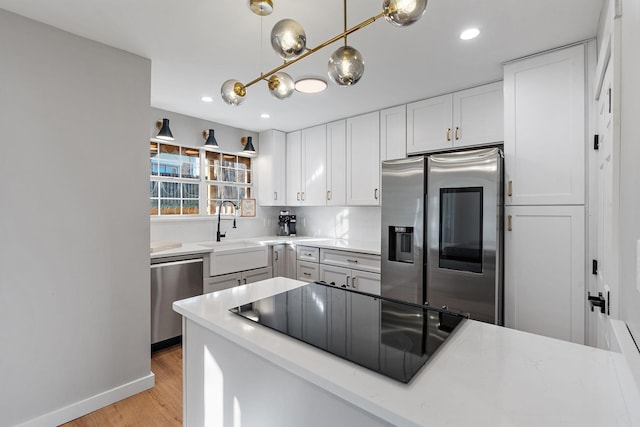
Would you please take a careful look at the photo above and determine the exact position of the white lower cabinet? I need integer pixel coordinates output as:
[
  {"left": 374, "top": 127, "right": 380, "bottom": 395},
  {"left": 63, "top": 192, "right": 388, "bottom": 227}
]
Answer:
[
  {"left": 320, "top": 264, "right": 381, "bottom": 295},
  {"left": 272, "top": 244, "right": 296, "bottom": 279},
  {"left": 504, "top": 205, "right": 585, "bottom": 344},
  {"left": 297, "top": 260, "right": 319, "bottom": 282},
  {"left": 204, "top": 266, "right": 273, "bottom": 294}
]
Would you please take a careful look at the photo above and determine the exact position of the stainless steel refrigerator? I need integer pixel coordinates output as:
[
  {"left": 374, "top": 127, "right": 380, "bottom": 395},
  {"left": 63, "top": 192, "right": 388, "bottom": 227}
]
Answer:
[{"left": 381, "top": 147, "right": 504, "bottom": 324}]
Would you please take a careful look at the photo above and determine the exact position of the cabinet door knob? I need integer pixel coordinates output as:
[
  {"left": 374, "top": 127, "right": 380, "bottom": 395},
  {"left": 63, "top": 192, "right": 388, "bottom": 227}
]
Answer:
[
  {"left": 446, "top": 128, "right": 451, "bottom": 141},
  {"left": 454, "top": 127, "right": 460, "bottom": 140}
]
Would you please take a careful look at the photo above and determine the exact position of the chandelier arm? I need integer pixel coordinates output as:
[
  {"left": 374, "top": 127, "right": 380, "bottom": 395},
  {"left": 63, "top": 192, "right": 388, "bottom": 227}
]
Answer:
[{"left": 242, "top": 11, "right": 385, "bottom": 89}]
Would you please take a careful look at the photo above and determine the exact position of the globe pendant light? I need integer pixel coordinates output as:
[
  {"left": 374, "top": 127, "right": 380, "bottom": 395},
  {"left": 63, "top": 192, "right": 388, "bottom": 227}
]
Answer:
[
  {"left": 271, "top": 19, "right": 307, "bottom": 60},
  {"left": 268, "top": 72, "right": 295, "bottom": 100},
  {"left": 383, "top": 0, "right": 428, "bottom": 27},
  {"left": 221, "top": 79, "right": 246, "bottom": 106},
  {"left": 328, "top": 46, "right": 365, "bottom": 86}
]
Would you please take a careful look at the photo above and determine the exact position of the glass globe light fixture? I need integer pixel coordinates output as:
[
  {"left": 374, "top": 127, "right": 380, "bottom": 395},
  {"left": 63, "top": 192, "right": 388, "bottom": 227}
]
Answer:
[
  {"left": 220, "top": 79, "right": 246, "bottom": 106},
  {"left": 271, "top": 19, "right": 307, "bottom": 60},
  {"left": 268, "top": 72, "right": 295, "bottom": 100},
  {"left": 327, "top": 46, "right": 365, "bottom": 86},
  {"left": 383, "top": 0, "right": 428, "bottom": 27}
]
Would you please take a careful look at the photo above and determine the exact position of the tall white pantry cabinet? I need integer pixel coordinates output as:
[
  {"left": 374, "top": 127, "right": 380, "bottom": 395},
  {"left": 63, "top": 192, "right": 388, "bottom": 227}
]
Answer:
[{"left": 503, "top": 44, "right": 588, "bottom": 344}]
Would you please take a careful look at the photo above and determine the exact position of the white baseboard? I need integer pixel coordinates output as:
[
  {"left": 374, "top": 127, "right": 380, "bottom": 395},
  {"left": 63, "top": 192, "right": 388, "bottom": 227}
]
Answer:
[{"left": 18, "top": 372, "right": 155, "bottom": 427}]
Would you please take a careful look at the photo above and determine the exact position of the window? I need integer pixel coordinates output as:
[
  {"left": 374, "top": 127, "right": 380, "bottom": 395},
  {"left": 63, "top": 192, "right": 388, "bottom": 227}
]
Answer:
[{"left": 149, "top": 141, "right": 253, "bottom": 217}]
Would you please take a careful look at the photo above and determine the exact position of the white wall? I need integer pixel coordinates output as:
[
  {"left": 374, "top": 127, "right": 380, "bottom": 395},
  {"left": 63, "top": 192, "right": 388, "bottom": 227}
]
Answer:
[
  {"left": 149, "top": 108, "right": 281, "bottom": 242},
  {"left": 618, "top": 0, "right": 640, "bottom": 342},
  {"left": 0, "top": 10, "right": 153, "bottom": 426},
  {"left": 292, "top": 206, "right": 382, "bottom": 245}
]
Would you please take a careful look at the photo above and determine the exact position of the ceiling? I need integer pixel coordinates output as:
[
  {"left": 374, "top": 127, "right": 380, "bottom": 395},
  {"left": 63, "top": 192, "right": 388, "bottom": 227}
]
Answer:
[{"left": 0, "top": 0, "right": 603, "bottom": 133}]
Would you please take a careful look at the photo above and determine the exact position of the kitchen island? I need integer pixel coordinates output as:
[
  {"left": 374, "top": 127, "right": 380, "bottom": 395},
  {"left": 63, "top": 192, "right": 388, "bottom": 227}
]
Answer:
[{"left": 173, "top": 277, "right": 640, "bottom": 426}]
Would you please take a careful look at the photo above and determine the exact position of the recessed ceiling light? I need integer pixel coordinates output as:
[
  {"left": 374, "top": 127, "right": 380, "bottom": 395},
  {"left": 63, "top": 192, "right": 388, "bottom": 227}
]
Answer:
[
  {"left": 295, "top": 78, "right": 328, "bottom": 94},
  {"left": 201, "top": 96, "right": 214, "bottom": 103},
  {"left": 460, "top": 28, "right": 480, "bottom": 40},
  {"left": 261, "top": 113, "right": 270, "bottom": 119}
]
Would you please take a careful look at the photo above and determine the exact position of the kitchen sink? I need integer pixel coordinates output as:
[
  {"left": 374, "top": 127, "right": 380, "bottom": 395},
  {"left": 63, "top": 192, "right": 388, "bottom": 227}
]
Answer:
[{"left": 199, "top": 240, "right": 268, "bottom": 276}]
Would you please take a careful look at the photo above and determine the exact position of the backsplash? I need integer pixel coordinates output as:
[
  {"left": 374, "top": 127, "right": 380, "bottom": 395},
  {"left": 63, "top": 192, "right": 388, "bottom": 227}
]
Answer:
[
  {"left": 292, "top": 206, "right": 381, "bottom": 245},
  {"left": 150, "top": 206, "right": 382, "bottom": 246}
]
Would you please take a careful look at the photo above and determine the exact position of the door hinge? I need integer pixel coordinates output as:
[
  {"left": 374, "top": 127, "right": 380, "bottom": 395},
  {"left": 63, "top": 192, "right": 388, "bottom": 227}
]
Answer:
[
  {"left": 587, "top": 292, "right": 606, "bottom": 314},
  {"left": 592, "top": 259, "right": 598, "bottom": 275},
  {"left": 593, "top": 134, "right": 599, "bottom": 150}
]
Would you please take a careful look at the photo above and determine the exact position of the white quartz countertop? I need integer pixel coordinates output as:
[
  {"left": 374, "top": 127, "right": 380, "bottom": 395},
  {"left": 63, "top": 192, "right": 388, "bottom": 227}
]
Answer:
[
  {"left": 150, "top": 236, "right": 380, "bottom": 259},
  {"left": 174, "top": 277, "right": 640, "bottom": 426}
]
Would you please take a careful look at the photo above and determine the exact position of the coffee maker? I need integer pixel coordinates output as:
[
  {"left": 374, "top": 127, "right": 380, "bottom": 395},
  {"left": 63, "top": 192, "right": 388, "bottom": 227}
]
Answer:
[
  {"left": 278, "top": 210, "right": 297, "bottom": 236},
  {"left": 278, "top": 210, "right": 290, "bottom": 236}
]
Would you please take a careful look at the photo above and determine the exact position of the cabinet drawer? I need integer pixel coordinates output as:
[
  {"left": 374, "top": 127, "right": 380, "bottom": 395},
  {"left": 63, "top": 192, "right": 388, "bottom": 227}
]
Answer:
[
  {"left": 297, "top": 246, "right": 320, "bottom": 262},
  {"left": 203, "top": 272, "right": 242, "bottom": 294},
  {"left": 297, "top": 260, "right": 319, "bottom": 282},
  {"left": 319, "top": 248, "right": 381, "bottom": 273}
]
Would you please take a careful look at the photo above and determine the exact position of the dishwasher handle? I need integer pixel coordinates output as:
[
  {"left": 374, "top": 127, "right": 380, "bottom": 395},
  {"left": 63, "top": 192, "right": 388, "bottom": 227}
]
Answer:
[{"left": 151, "top": 258, "right": 203, "bottom": 269}]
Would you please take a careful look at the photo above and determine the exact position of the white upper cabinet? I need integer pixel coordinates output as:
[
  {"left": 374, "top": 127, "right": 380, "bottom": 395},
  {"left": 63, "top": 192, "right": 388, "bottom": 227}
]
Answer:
[
  {"left": 503, "top": 44, "right": 585, "bottom": 205},
  {"left": 453, "top": 82, "right": 504, "bottom": 147},
  {"left": 286, "top": 126, "right": 327, "bottom": 206},
  {"left": 407, "top": 93, "right": 453, "bottom": 153},
  {"left": 285, "top": 130, "right": 302, "bottom": 206},
  {"left": 326, "top": 120, "right": 346, "bottom": 206},
  {"left": 380, "top": 105, "right": 407, "bottom": 161},
  {"left": 346, "top": 111, "right": 381, "bottom": 206},
  {"left": 257, "top": 130, "right": 286, "bottom": 206},
  {"left": 407, "top": 82, "right": 503, "bottom": 154}
]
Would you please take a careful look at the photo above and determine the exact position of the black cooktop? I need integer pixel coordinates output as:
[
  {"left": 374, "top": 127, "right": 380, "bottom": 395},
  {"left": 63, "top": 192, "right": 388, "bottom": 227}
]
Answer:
[{"left": 229, "top": 281, "right": 467, "bottom": 383}]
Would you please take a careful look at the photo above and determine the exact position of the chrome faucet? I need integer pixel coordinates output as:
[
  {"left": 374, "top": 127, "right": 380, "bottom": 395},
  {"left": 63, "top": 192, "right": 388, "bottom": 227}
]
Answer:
[{"left": 216, "top": 200, "right": 237, "bottom": 242}]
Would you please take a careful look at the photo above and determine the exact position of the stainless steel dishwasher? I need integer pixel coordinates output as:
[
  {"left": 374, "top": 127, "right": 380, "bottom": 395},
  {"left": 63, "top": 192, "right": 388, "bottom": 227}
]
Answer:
[{"left": 151, "top": 255, "right": 203, "bottom": 350}]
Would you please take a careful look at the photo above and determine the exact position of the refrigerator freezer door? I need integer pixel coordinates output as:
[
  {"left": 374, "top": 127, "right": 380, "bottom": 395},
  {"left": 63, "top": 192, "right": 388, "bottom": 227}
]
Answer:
[{"left": 381, "top": 157, "right": 426, "bottom": 304}]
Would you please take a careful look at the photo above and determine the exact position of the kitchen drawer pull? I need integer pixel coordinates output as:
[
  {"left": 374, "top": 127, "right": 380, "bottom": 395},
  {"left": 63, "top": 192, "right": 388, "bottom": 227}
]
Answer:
[
  {"left": 507, "top": 180, "right": 513, "bottom": 197},
  {"left": 446, "top": 128, "right": 451, "bottom": 141},
  {"left": 454, "top": 127, "right": 460, "bottom": 140},
  {"left": 347, "top": 259, "right": 358, "bottom": 263},
  {"left": 507, "top": 215, "right": 512, "bottom": 231},
  {"left": 303, "top": 272, "right": 311, "bottom": 276}
]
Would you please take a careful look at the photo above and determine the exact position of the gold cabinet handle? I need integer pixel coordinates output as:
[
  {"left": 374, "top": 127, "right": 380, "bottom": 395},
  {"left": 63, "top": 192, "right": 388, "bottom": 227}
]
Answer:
[
  {"left": 508, "top": 180, "right": 513, "bottom": 197},
  {"left": 446, "top": 128, "right": 451, "bottom": 141},
  {"left": 301, "top": 192, "right": 305, "bottom": 201},
  {"left": 507, "top": 215, "right": 512, "bottom": 231},
  {"left": 455, "top": 127, "right": 460, "bottom": 140},
  {"left": 297, "top": 192, "right": 300, "bottom": 201}
]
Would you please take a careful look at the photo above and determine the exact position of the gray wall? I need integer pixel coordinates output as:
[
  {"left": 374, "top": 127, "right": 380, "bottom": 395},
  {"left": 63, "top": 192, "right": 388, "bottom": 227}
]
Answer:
[
  {"left": 0, "top": 9, "right": 152, "bottom": 426},
  {"left": 619, "top": 0, "right": 640, "bottom": 342}
]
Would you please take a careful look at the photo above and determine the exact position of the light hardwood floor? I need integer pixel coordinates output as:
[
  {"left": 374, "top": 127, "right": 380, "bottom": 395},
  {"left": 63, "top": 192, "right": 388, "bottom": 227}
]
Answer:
[{"left": 61, "top": 345, "right": 182, "bottom": 426}]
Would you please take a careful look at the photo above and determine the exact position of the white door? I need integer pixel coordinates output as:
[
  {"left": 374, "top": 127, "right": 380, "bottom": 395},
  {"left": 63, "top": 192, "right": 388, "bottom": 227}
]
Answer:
[
  {"left": 351, "top": 270, "right": 381, "bottom": 295},
  {"left": 346, "top": 111, "right": 381, "bottom": 205},
  {"left": 301, "top": 124, "right": 327, "bottom": 206},
  {"left": 380, "top": 105, "right": 407, "bottom": 160},
  {"left": 285, "top": 131, "right": 302, "bottom": 205},
  {"left": 504, "top": 205, "right": 585, "bottom": 344},
  {"left": 319, "top": 264, "right": 350, "bottom": 288},
  {"left": 589, "top": 61, "right": 618, "bottom": 349},
  {"left": 452, "top": 82, "right": 503, "bottom": 148},
  {"left": 326, "top": 120, "right": 347, "bottom": 205},
  {"left": 257, "top": 130, "right": 286, "bottom": 206},
  {"left": 406, "top": 94, "right": 453, "bottom": 153}
]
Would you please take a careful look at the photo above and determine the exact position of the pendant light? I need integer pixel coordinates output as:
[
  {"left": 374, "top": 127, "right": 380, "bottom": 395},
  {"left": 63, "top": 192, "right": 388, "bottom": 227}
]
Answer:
[
  {"left": 221, "top": 0, "right": 428, "bottom": 105},
  {"left": 203, "top": 129, "right": 219, "bottom": 149},
  {"left": 242, "top": 136, "right": 256, "bottom": 154},
  {"left": 156, "top": 118, "right": 174, "bottom": 141}
]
